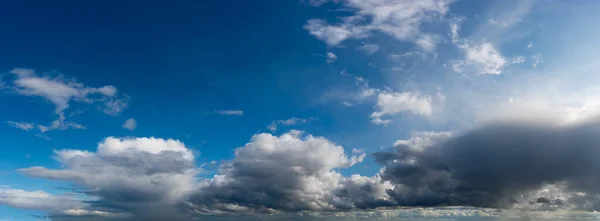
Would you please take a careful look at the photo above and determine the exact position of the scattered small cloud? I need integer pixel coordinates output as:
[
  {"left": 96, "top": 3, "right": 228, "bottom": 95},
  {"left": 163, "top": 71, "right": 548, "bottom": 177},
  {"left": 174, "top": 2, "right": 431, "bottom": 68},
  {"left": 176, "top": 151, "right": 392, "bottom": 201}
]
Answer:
[
  {"left": 370, "top": 91, "right": 433, "bottom": 125},
  {"left": 356, "top": 44, "right": 379, "bottom": 55},
  {"left": 532, "top": 53, "right": 543, "bottom": 68},
  {"left": 122, "top": 118, "right": 137, "bottom": 131},
  {"left": 451, "top": 21, "right": 507, "bottom": 75},
  {"left": 528, "top": 41, "right": 534, "bottom": 48},
  {"left": 512, "top": 56, "right": 526, "bottom": 64},
  {"left": 488, "top": 17, "right": 522, "bottom": 27},
  {"left": 6, "top": 121, "right": 34, "bottom": 131},
  {"left": 326, "top": 52, "right": 338, "bottom": 63},
  {"left": 267, "top": 117, "right": 314, "bottom": 132},
  {"left": 214, "top": 110, "right": 244, "bottom": 116}
]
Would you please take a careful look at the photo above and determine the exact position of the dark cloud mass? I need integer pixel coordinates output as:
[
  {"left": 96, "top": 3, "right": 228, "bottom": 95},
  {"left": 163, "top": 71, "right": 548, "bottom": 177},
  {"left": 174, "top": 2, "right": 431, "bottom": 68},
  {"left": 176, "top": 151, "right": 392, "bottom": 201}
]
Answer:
[{"left": 374, "top": 121, "right": 600, "bottom": 211}]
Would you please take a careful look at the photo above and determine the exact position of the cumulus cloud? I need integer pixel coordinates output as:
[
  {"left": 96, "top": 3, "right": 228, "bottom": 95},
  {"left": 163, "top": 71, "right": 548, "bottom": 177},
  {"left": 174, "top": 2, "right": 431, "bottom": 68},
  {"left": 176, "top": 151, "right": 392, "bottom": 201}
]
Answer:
[
  {"left": 370, "top": 91, "right": 433, "bottom": 125},
  {"left": 356, "top": 44, "right": 379, "bottom": 55},
  {"left": 122, "top": 118, "right": 137, "bottom": 131},
  {"left": 373, "top": 120, "right": 600, "bottom": 211},
  {"left": 190, "top": 131, "right": 372, "bottom": 213},
  {"left": 17, "top": 137, "right": 199, "bottom": 219},
  {"left": 305, "top": 0, "right": 452, "bottom": 51},
  {"left": 3, "top": 68, "right": 128, "bottom": 133},
  {"left": 267, "top": 117, "right": 314, "bottom": 132}
]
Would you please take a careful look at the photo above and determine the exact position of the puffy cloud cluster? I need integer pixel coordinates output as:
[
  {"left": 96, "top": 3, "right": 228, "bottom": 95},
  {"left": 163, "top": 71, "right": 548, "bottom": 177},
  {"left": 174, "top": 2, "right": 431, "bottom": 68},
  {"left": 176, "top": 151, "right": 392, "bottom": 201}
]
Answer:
[
  {"left": 18, "top": 137, "right": 199, "bottom": 219},
  {"left": 190, "top": 131, "right": 370, "bottom": 213},
  {"left": 305, "top": 0, "right": 453, "bottom": 51},
  {"left": 3, "top": 68, "right": 128, "bottom": 133},
  {"left": 8, "top": 121, "right": 600, "bottom": 219}
]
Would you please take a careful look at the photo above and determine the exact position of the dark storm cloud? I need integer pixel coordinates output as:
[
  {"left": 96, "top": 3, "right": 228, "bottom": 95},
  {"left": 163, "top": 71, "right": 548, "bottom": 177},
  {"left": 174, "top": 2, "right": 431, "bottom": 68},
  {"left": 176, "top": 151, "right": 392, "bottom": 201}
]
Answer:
[{"left": 374, "top": 120, "right": 600, "bottom": 210}]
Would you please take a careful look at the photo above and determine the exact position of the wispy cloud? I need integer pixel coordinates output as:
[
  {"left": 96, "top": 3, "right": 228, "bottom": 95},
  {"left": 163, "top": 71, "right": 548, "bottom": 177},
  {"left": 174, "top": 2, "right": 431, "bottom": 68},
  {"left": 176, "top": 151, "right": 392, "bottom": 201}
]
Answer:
[
  {"left": 214, "top": 110, "right": 244, "bottom": 116},
  {"left": 3, "top": 68, "right": 127, "bottom": 133},
  {"left": 267, "top": 117, "right": 314, "bottom": 132},
  {"left": 305, "top": 0, "right": 452, "bottom": 51},
  {"left": 326, "top": 52, "right": 337, "bottom": 63},
  {"left": 122, "top": 118, "right": 137, "bottom": 131}
]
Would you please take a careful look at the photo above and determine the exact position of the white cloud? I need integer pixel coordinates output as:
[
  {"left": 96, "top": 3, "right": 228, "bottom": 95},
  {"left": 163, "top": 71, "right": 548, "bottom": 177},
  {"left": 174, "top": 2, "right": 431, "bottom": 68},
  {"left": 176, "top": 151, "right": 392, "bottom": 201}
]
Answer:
[
  {"left": 512, "top": 56, "right": 526, "bottom": 64},
  {"left": 305, "top": 0, "right": 452, "bottom": 51},
  {"left": 451, "top": 22, "right": 507, "bottom": 75},
  {"left": 370, "top": 91, "right": 433, "bottom": 125},
  {"left": 267, "top": 117, "right": 313, "bottom": 132},
  {"left": 528, "top": 41, "right": 534, "bottom": 48},
  {"left": 8, "top": 68, "right": 125, "bottom": 114},
  {"left": 393, "top": 131, "right": 452, "bottom": 152},
  {"left": 4, "top": 68, "right": 128, "bottom": 133},
  {"left": 326, "top": 52, "right": 338, "bottom": 63},
  {"left": 122, "top": 118, "right": 137, "bottom": 131},
  {"left": 5, "top": 121, "right": 34, "bottom": 131},
  {"left": 415, "top": 34, "right": 438, "bottom": 52},
  {"left": 356, "top": 44, "right": 379, "bottom": 55},
  {"left": 18, "top": 136, "right": 198, "bottom": 218},
  {"left": 532, "top": 53, "right": 543, "bottom": 68},
  {"left": 214, "top": 110, "right": 244, "bottom": 115},
  {"left": 191, "top": 131, "right": 369, "bottom": 212}
]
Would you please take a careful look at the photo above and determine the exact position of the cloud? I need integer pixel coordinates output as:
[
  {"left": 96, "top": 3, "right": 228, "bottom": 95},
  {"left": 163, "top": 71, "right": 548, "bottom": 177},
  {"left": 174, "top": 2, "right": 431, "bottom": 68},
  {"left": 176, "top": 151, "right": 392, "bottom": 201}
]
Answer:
[
  {"left": 370, "top": 91, "right": 433, "bottom": 125},
  {"left": 3, "top": 68, "right": 128, "bottom": 133},
  {"left": 326, "top": 52, "right": 338, "bottom": 63},
  {"left": 267, "top": 117, "right": 313, "bottom": 132},
  {"left": 6, "top": 121, "right": 34, "bottom": 131},
  {"left": 214, "top": 110, "right": 244, "bottom": 116},
  {"left": 373, "top": 120, "right": 600, "bottom": 211},
  {"left": 122, "top": 118, "right": 137, "bottom": 131},
  {"left": 451, "top": 22, "right": 507, "bottom": 75},
  {"left": 190, "top": 130, "right": 369, "bottom": 213},
  {"left": 512, "top": 56, "right": 526, "bottom": 64},
  {"left": 0, "top": 186, "right": 85, "bottom": 213},
  {"left": 532, "top": 53, "right": 543, "bottom": 68},
  {"left": 528, "top": 41, "right": 534, "bottom": 48},
  {"left": 305, "top": 0, "right": 453, "bottom": 51},
  {"left": 18, "top": 137, "right": 199, "bottom": 219},
  {"left": 356, "top": 44, "right": 379, "bottom": 55}
]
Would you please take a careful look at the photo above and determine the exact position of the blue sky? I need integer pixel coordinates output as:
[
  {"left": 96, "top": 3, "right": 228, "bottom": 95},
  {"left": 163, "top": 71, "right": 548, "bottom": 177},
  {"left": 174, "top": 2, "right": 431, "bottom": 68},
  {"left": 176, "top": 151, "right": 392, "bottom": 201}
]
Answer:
[{"left": 2, "top": 0, "right": 600, "bottom": 220}]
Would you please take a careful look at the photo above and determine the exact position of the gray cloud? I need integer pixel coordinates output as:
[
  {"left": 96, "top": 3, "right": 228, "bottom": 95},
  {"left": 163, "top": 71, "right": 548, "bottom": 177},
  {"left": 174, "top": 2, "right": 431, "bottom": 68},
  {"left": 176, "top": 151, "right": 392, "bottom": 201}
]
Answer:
[{"left": 374, "top": 120, "right": 600, "bottom": 211}]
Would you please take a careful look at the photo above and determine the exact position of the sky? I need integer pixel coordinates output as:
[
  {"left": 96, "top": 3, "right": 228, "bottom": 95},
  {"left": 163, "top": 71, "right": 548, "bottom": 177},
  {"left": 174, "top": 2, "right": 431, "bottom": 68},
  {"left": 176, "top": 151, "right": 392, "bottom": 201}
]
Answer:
[{"left": 2, "top": 0, "right": 600, "bottom": 220}]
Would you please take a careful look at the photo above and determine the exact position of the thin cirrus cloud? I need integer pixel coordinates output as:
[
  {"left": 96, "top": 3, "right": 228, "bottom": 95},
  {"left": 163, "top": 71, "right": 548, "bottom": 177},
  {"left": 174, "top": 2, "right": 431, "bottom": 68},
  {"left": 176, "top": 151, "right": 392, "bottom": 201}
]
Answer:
[
  {"left": 267, "top": 117, "right": 314, "bottom": 132},
  {"left": 214, "top": 110, "right": 244, "bottom": 116}
]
